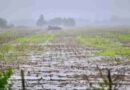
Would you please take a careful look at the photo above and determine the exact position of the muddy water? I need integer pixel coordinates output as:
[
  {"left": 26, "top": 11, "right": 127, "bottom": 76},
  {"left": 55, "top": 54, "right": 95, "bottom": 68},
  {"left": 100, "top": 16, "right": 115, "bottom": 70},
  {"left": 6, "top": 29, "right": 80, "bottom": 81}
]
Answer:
[{"left": 9, "top": 37, "right": 130, "bottom": 90}]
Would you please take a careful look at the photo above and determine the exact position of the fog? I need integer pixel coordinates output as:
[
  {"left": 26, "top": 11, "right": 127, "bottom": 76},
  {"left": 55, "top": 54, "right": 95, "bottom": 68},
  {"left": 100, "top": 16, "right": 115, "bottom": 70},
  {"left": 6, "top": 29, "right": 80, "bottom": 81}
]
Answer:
[
  {"left": 0, "top": 0, "right": 130, "bottom": 26},
  {"left": 1, "top": 1, "right": 130, "bottom": 90}
]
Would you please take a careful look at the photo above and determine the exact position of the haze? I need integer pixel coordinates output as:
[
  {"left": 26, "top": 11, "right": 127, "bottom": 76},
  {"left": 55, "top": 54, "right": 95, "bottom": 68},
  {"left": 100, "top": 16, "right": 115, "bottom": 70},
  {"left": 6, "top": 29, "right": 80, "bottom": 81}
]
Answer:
[{"left": 0, "top": 0, "right": 130, "bottom": 26}]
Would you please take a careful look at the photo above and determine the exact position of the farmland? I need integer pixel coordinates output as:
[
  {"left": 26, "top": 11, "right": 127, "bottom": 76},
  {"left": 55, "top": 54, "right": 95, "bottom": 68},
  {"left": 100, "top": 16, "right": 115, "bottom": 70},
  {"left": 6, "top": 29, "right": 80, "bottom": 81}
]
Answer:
[{"left": 0, "top": 27, "right": 130, "bottom": 90}]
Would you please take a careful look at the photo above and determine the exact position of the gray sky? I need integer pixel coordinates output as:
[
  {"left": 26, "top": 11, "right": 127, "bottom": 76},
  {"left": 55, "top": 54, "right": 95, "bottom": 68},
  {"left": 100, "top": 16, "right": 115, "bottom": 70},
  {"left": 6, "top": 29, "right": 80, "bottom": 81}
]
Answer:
[{"left": 0, "top": 0, "right": 130, "bottom": 22}]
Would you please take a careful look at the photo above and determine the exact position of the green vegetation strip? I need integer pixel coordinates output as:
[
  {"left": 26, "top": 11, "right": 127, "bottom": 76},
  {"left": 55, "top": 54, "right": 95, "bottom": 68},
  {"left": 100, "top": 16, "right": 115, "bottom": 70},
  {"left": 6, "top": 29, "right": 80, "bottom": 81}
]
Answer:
[
  {"left": 16, "top": 34, "right": 55, "bottom": 43},
  {"left": 0, "top": 34, "right": 55, "bottom": 61},
  {"left": 77, "top": 32, "right": 130, "bottom": 57},
  {"left": 0, "top": 32, "right": 19, "bottom": 44}
]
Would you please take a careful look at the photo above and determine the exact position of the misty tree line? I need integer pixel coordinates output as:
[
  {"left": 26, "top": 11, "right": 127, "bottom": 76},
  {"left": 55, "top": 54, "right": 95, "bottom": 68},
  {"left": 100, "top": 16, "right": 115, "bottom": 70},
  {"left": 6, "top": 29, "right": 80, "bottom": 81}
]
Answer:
[
  {"left": 0, "top": 14, "right": 76, "bottom": 28},
  {"left": 0, "top": 18, "right": 14, "bottom": 28},
  {"left": 0, "top": 18, "right": 7, "bottom": 27},
  {"left": 37, "top": 14, "right": 76, "bottom": 27}
]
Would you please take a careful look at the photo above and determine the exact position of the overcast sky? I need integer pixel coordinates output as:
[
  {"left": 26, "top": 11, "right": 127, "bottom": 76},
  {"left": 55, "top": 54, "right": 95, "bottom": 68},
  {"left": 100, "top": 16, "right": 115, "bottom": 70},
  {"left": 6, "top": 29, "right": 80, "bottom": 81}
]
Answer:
[{"left": 0, "top": 0, "right": 130, "bottom": 22}]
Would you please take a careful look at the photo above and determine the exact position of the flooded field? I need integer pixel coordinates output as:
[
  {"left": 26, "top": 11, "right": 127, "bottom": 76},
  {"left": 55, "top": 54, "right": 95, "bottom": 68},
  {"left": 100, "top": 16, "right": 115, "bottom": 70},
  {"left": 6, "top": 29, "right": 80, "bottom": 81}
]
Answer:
[
  {"left": 5, "top": 32, "right": 130, "bottom": 90},
  {"left": 1, "top": 0, "right": 130, "bottom": 89},
  {"left": 9, "top": 37, "right": 98, "bottom": 90},
  {"left": 0, "top": 28, "right": 130, "bottom": 90}
]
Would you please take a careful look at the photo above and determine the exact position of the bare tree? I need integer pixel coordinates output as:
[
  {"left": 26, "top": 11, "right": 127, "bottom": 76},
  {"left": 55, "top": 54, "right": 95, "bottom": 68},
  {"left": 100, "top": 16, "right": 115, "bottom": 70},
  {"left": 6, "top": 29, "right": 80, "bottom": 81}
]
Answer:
[{"left": 86, "top": 65, "right": 126, "bottom": 90}]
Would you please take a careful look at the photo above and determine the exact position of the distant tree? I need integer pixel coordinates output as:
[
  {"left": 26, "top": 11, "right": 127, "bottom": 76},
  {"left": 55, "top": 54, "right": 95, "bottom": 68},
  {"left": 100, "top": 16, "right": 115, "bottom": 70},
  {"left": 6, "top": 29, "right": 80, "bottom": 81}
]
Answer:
[
  {"left": 36, "top": 14, "right": 46, "bottom": 26},
  {"left": 64, "top": 18, "right": 76, "bottom": 26},
  {"left": 48, "top": 17, "right": 62, "bottom": 26},
  {"left": 48, "top": 17, "right": 76, "bottom": 27},
  {"left": 0, "top": 18, "right": 7, "bottom": 28},
  {"left": 8, "top": 24, "right": 15, "bottom": 28}
]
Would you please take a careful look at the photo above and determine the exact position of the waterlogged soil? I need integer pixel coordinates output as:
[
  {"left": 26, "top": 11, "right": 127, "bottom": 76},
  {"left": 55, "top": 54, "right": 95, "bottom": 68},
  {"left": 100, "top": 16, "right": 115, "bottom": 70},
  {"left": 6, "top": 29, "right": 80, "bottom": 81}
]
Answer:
[{"left": 9, "top": 37, "right": 130, "bottom": 90}]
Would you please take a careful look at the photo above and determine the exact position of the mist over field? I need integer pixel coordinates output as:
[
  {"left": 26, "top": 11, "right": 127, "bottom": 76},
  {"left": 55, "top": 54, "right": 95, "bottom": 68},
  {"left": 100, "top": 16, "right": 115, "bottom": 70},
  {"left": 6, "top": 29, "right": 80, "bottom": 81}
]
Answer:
[
  {"left": 1, "top": 0, "right": 130, "bottom": 90},
  {"left": 0, "top": 0, "right": 130, "bottom": 27}
]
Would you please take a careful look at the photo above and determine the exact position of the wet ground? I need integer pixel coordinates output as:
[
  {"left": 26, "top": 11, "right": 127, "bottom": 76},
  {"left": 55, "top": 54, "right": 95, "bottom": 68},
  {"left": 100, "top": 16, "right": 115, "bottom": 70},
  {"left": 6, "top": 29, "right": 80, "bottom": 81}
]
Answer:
[{"left": 9, "top": 37, "right": 130, "bottom": 90}]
